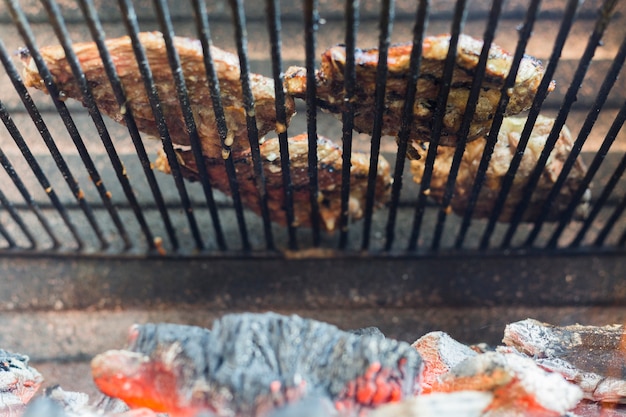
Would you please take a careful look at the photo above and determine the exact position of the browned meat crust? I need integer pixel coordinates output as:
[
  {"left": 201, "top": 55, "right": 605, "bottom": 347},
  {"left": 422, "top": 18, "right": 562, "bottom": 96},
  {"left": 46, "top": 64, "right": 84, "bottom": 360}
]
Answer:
[
  {"left": 285, "top": 34, "right": 553, "bottom": 151},
  {"left": 154, "top": 133, "right": 392, "bottom": 232},
  {"left": 21, "top": 31, "right": 296, "bottom": 159},
  {"left": 409, "top": 115, "right": 590, "bottom": 222}
]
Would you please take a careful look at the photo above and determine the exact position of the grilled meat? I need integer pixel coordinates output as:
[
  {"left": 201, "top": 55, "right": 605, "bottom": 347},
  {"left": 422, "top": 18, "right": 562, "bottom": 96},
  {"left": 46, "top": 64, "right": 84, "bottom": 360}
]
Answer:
[
  {"left": 410, "top": 115, "right": 590, "bottom": 222},
  {"left": 91, "top": 313, "right": 422, "bottom": 416},
  {"left": 285, "top": 34, "right": 553, "bottom": 149},
  {"left": 154, "top": 133, "right": 392, "bottom": 232},
  {"left": 21, "top": 31, "right": 296, "bottom": 159},
  {"left": 503, "top": 319, "right": 626, "bottom": 403}
]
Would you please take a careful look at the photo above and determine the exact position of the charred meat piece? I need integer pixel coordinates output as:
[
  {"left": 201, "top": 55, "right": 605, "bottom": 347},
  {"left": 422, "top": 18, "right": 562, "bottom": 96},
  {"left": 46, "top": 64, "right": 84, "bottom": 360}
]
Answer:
[
  {"left": 431, "top": 350, "right": 583, "bottom": 417},
  {"left": 411, "top": 331, "right": 477, "bottom": 394},
  {"left": 91, "top": 313, "right": 422, "bottom": 417},
  {"left": 154, "top": 133, "right": 392, "bottom": 232},
  {"left": 285, "top": 34, "right": 553, "bottom": 148},
  {"left": 503, "top": 318, "right": 626, "bottom": 403},
  {"left": 0, "top": 349, "right": 43, "bottom": 416},
  {"left": 410, "top": 115, "right": 590, "bottom": 222},
  {"left": 21, "top": 31, "right": 296, "bottom": 159}
]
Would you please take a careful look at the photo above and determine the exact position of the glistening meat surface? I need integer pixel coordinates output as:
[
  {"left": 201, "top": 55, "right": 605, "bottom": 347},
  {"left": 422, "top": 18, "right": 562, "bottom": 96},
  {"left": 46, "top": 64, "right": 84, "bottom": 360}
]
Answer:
[
  {"left": 154, "top": 134, "right": 392, "bottom": 232},
  {"left": 409, "top": 115, "right": 590, "bottom": 222},
  {"left": 21, "top": 31, "right": 295, "bottom": 159},
  {"left": 285, "top": 34, "right": 553, "bottom": 150}
]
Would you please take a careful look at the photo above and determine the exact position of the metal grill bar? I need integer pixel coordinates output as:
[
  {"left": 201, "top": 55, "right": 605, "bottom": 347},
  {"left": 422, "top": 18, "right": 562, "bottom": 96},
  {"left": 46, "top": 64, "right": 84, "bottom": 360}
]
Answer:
[
  {"left": 430, "top": 0, "right": 504, "bottom": 250},
  {"left": 0, "top": 101, "right": 63, "bottom": 249},
  {"left": 78, "top": 0, "right": 178, "bottom": 251},
  {"left": 191, "top": 0, "right": 251, "bottom": 251},
  {"left": 266, "top": 0, "right": 297, "bottom": 250},
  {"left": 567, "top": 100, "right": 626, "bottom": 247},
  {"left": 43, "top": 0, "right": 158, "bottom": 251},
  {"left": 6, "top": 0, "right": 113, "bottom": 250},
  {"left": 551, "top": 69, "right": 626, "bottom": 247},
  {"left": 408, "top": 0, "right": 468, "bottom": 251},
  {"left": 528, "top": 13, "right": 626, "bottom": 248},
  {"left": 304, "top": 0, "right": 321, "bottom": 247},
  {"left": 153, "top": 0, "right": 227, "bottom": 251},
  {"left": 338, "top": 0, "right": 359, "bottom": 249},
  {"left": 0, "top": 188, "right": 21, "bottom": 248},
  {"left": 384, "top": 0, "right": 430, "bottom": 251},
  {"left": 596, "top": 184, "right": 626, "bottom": 247},
  {"left": 503, "top": 0, "right": 619, "bottom": 248},
  {"left": 229, "top": 0, "right": 275, "bottom": 251},
  {"left": 0, "top": 146, "right": 37, "bottom": 248},
  {"left": 479, "top": 0, "right": 580, "bottom": 249},
  {"left": 0, "top": 44, "right": 86, "bottom": 250},
  {"left": 11, "top": 0, "right": 131, "bottom": 250},
  {"left": 361, "top": 0, "right": 394, "bottom": 250},
  {"left": 454, "top": 0, "right": 542, "bottom": 249},
  {"left": 118, "top": 0, "right": 205, "bottom": 251}
]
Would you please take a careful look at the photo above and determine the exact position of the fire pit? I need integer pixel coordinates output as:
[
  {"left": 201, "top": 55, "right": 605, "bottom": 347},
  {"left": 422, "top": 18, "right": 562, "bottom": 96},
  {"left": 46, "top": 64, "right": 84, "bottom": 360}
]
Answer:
[{"left": 1, "top": 0, "right": 626, "bottom": 415}]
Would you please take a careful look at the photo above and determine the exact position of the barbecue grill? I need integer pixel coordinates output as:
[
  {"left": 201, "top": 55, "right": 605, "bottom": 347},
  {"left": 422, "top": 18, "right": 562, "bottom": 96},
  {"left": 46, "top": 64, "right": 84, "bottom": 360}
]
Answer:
[{"left": 1, "top": 0, "right": 626, "bottom": 408}]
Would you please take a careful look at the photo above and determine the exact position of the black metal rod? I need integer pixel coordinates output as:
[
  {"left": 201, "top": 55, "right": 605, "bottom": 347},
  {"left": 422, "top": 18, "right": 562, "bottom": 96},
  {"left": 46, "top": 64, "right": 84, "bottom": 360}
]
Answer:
[
  {"left": 0, "top": 102, "right": 63, "bottom": 249},
  {"left": 153, "top": 0, "right": 227, "bottom": 251},
  {"left": 191, "top": 0, "right": 251, "bottom": 251},
  {"left": 454, "top": 0, "right": 542, "bottom": 249},
  {"left": 595, "top": 188, "right": 626, "bottom": 247},
  {"left": 361, "top": 0, "right": 394, "bottom": 250},
  {"left": 529, "top": 14, "right": 626, "bottom": 247},
  {"left": 505, "top": 0, "right": 619, "bottom": 248},
  {"left": 78, "top": 0, "right": 179, "bottom": 252},
  {"left": 0, "top": 44, "right": 83, "bottom": 250},
  {"left": 43, "top": 0, "right": 163, "bottom": 251},
  {"left": 431, "top": 0, "right": 503, "bottom": 250},
  {"left": 0, "top": 151, "right": 38, "bottom": 248},
  {"left": 229, "top": 0, "right": 275, "bottom": 251},
  {"left": 266, "top": 0, "right": 298, "bottom": 250},
  {"left": 0, "top": 190, "right": 21, "bottom": 248},
  {"left": 304, "top": 0, "right": 321, "bottom": 247},
  {"left": 7, "top": 0, "right": 114, "bottom": 250},
  {"left": 408, "top": 0, "right": 468, "bottom": 251},
  {"left": 118, "top": 0, "right": 205, "bottom": 251},
  {"left": 479, "top": 0, "right": 580, "bottom": 249},
  {"left": 338, "top": 0, "right": 359, "bottom": 249},
  {"left": 384, "top": 0, "right": 430, "bottom": 251},
  {"left": 565, "top": 100, "right": 626, "bottom": 248}
]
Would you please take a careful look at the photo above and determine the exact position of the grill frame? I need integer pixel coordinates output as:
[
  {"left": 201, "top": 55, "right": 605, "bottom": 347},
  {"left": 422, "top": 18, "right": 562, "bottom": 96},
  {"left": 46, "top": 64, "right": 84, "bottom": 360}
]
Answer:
[{"left": 0, "top": 0, "right": 623, "bottom": 258}]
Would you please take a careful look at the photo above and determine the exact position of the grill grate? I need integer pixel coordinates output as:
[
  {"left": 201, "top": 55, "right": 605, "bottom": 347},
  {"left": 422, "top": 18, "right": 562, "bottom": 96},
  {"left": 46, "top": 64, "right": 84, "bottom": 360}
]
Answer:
[{"left": 0, "top": 0, "right": 625, "bottom": 257}]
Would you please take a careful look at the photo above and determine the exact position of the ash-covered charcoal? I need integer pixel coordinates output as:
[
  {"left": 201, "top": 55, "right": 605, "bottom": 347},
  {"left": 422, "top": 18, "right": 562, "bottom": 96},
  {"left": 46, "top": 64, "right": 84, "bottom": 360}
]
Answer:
[
  {"left": 154, "top": 134, "right": 392, "bottom": 232},
  {"left": 431, "top": 351, "right": 583, "bottom": 417},
  {"left": 409, "top": 115, "right": 590, "bottom": 222},
  {"left": 21, "top": 31, "right": 295, "bottom": 159},
  {"left": 22, "top": 385, "right": 159, "bottom": 417},
  {"left": 349, "top": 327, "right": 385, "bottom": 339},
  {"left": 369, "top": 391, "right": 493, "bottom": 417},
  {"left": 503, "top": 318, "right": 626, "bottom": 403},
  {"left": 0, "top": 349, "right": 43, "bottom": 416},
  {"left": 411, "top": 331, "right": 477, "bottom": 393},
  {"left": 91, "top": 313, "right": 422, "bottom": 417},
  {"left": 285, "top": 34, "right": 553, "bottom": 149}
]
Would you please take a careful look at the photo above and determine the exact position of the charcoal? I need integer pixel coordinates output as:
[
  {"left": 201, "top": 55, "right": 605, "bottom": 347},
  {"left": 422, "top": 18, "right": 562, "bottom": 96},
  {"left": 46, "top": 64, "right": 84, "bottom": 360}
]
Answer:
[
  {"left": 0, "top": 349, "right": 43, "bottom": 416},
  {"left": 503, "top": 319, "right": 626, "bottom": 403},
  {"left": 368, "top": 391, "right": 493, "bottom": 417},
  {"left": 92, "top": 312, "right": 422, "bottom": 416},
  {"left": 22, "top": 396, "right": 68, "bottom": 417},
  {"left": 349, "top": 327, "right": 385, "bottom": 339},
  {"left": 411, "top": 331, "right": 477, "bottom": 393},
  {"left": 434, "top": 350, "right": 583, "bottom": 417}
]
